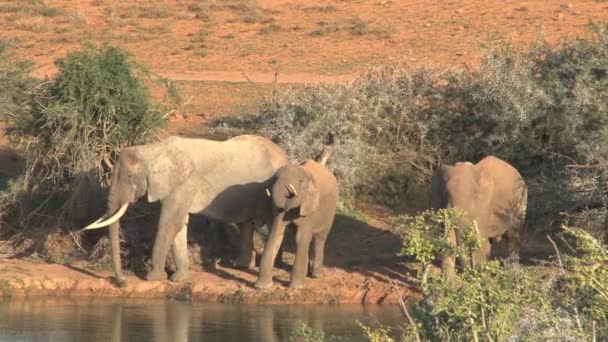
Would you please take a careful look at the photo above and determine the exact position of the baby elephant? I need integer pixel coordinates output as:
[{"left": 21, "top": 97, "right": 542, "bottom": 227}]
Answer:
[{"left": 255, "top": 160, "right": 339, "bottom": 289}]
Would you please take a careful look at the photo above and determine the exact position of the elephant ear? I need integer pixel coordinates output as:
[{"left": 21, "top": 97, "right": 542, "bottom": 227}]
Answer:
[
  {"left": 145, "top": 150, "right": 194, "bottom": 202},
  {"left": 300, "top": 176, "right": 320, "bottom": 217}
]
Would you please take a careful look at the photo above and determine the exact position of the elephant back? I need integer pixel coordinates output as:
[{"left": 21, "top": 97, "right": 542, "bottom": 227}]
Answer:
[{"left": 476, "top": 156, "right": 527, "bottom": 239}]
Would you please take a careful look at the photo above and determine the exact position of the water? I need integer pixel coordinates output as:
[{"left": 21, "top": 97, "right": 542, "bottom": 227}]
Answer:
[{"left": 0, "top": 298, "right": 404, "bottom": 341}]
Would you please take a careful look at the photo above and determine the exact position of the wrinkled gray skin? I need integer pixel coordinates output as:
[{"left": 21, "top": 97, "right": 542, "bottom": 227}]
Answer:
[
  {"left": 430, "top": 155, "right": 528, "bottom": 276},
  {"left": 255, "top": 160, "right": 339, "bottom": 289},
  {"left": 105, "top": 135, "right": 288, "bottom": 285}
]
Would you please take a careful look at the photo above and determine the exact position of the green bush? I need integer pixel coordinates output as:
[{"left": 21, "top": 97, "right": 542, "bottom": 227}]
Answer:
[
  {"left": 1, "top": 44, "right": 165, "bottom": 258},
  {"left": 394, "top": 209, "right": 481, "bottom": 276},
  {"left": 289, "top": 321, "right": 349, "bottom": 342},
  {"left": 393, "top": 210, "right": 607, "bottom": 341},
  {"left": 0, "top": 40, "right": 35, "bottom": 122},
  {"left": 560, "top": 226, "right": 608, "bottom": 328}
]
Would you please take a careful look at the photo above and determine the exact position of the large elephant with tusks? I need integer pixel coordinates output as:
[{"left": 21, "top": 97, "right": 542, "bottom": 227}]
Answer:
[
  {"left": 430, "top": 155, "right": 528, "bottom": 276},
  {"left": 83, "top": 135, "right": 288, "bottom": 286}
]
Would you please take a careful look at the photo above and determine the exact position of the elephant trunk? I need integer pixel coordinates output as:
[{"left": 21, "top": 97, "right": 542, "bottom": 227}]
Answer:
[
  {"left": 255, "top": 211, "right": 286, "bottom": 289},
  {"left": 108, "top": 190, "right": 126, "bottom": 286}
]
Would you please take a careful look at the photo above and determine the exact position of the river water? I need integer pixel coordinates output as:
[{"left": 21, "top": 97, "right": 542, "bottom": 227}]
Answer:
[{"left": 0, "top": 298, "right": 404, "bottom": 341}]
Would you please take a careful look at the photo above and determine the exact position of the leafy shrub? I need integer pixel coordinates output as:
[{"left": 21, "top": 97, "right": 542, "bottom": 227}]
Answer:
[
  {"left": 1, "top": 44, "right": 165, "bottom": 257},
  {"left": 0, "top": 40, "right": 35, "bottom": 122},
  {"left": 394, "top": 208, "right": 481, "bottom": 272},
  {"left": 289, "top": 321, "right": 348, "bottom": 342},
  {"left": 560, "top": 226, "right": 608, "bottom": 330},
  {"left": 393, "top": 210, "right": 607, "bottom": 341}
]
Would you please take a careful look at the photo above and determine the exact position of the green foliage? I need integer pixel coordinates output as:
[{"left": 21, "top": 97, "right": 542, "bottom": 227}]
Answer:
[
  {"left": 394, "top": 208, "right": 481, "bottom": 268},
  {"left": 560, "top": 226, "right": 608, "bottom": 328},
  {"left": 0, "top": 44, "right": 165, "bottom": 254},
  {"left": 394, "top": 211, "right": 608, "bottom": 340},
  {"left": 0, "top": 40, "right": 35, "bottom": 122},
  {"left": 357, "top": 321, "right": 395, "bottom": 342},
  {"left": 289, "top": 321, "right": 349, "bottom": 342},
  {"left": 415, "top": 261, "right": 558, "bottom": 341}
]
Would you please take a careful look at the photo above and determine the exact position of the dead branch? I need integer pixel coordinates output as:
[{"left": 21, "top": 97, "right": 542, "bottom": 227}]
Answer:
[
  {"left": 547, "top": 235, "right": 584, "bottom": 332},
  {"left": 239, "top": 60, "right": 268, "bottom": 104},
  {"left": 389, "top": 278, "right": 422, "bottom": 342},
  {"left": 314, "top": 130, "right": 338, "bottom": 166}
]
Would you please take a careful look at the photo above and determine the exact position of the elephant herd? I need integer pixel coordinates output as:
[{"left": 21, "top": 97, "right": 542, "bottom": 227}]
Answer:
[
  {"left": 83, "top": 134, "right": 528, "bottom": 288},
  {"left": 83, "top": 134, "right": 338, "bottom": 289}
]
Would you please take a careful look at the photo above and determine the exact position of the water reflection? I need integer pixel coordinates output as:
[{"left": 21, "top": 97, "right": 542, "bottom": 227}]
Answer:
[{"left": 0, "top": 298, "right": 403, "bottom": 341}]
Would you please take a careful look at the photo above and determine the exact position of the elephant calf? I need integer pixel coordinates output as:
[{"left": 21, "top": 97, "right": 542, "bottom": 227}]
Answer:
[
  {"left": 430, "top": 155, "right": 528, "bottom": 276},
  {"left": 255, "top": 159, "right": 339, "bottom": 289}
]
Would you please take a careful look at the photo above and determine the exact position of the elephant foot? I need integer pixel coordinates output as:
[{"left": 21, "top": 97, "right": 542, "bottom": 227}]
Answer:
[
  {"left": 170, "top": 269, "right": 190, "bottom": 282},
  {"left": 254, "top": 279, "right": 273, "bottom": 289},
  {"left": 289, "top": 280, "right": 306, "bottom": 289},
  {"left": 235, "top": 253, "right": 256, "bottom": 270},
  {"left": 145, "top": 270, "right": 168, "bottom": 281},
  {"left": 111, "top": 276, "right": 127, "bottom": 288},
  {"left": 310, "top": 268, "right": 324, "bottom": 279}
]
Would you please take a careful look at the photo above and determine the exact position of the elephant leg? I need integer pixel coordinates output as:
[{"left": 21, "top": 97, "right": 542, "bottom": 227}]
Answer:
[
  {"left": 262, "top": 216, "right": 286, "bottom": 268},
  {"left": 147, "top": 198, "right": 191, "bottom": 281},
  {"left": 309, "top": 231, "right": 328, "bottom": 278},
  {"left": 472, "top": 239, "right": 491, "bottom": 268},
  {"left": 235, "top": 221, "right": 256, "bottom": 269},
  {"left": 274, "top": 227, "right": 293, "bottom": 268},
  {"left": 441, "top": 227, "right": 457, "bottom": 278},
  {"left": 290, "top": 226, "right": 313, "bottom": 289},
  {"left": 505, "top": 227, "right": 522, "bottom": 258},
  {"left": 207, "top": 219, "right": 221, "bottom": 261},
  {"left": 170, "top": 222, "right": 190, "bottom": 282},
  {"left": 255, "top": 213, "right": 286, "bottom": 289}
]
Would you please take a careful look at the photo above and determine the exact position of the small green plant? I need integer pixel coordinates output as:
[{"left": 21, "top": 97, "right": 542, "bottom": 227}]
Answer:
[
  {"left": 394, "top": 208, "right": 481, "bottom": 274},
  {"left": 559, "top": 225, "right": 608, "bottom": 332},
  {"left": 289, "top": 321, "right": 349, "bottom": 342},
  {"left": 357, "top": 321, "right": 395, "bottom": 342}
]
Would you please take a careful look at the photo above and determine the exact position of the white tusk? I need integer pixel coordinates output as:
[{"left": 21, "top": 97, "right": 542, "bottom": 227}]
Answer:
[
  {"left": 266, "top": 188, "right": 271, "bottom": 197},
  {"left": 472, "top": 220, "right": 480, "bottom": 235},
  {"left": 82, "top": 204, "right": 129, "bottom": 230},
  {"left": 287, "top": 183, "right": 297, "bottom": 196}
]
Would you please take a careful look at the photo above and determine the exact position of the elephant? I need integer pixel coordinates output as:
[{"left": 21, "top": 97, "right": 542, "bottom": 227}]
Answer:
[
  {"left": 82, "top": 135, "right": 289, "bottom": 285},
  {"left": 255, "top": 159, "right": 339, "bottom": 289},
  {"left": 200, "top": 215, "right": 287, "bottom": 269},
  {"left": 430, "top": 155, "right": 528, "bottom": 276}
]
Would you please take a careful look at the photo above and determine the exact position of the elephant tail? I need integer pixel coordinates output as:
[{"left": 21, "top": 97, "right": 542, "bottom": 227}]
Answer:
[{"left": 314, "top": 130, "right": 338, "bottom": 166}]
